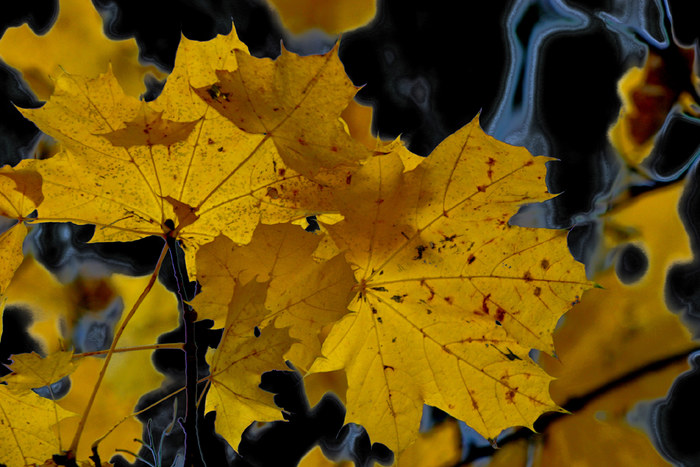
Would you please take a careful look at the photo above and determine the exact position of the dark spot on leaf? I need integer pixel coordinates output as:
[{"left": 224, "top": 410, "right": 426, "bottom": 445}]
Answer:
[
  {"left": 217, "top": 147, "right": 224, "bottom": 152},
  {"left": 346, "top": 174, "right": 352, "bottom": 184},
  {"left": 208, "top": 138, "right": 215, "bottom": 144},
  {"left": 427, "top": 309, "right": 432, "bottom": 314},
  {"left": 477, "top": 185, "right": 486, "bottom": 192},
  {"left": 541, "top": 259, "right": 550, "bottom": 270},
  {"left": 254, "top": 326, "right": 261, "bottom": 337},
  {"left": 383, "top": 365, "right": 394, "bottom": 371},
  {"left": 534, "top": 287, "right": 541, "bottom": 297},
  {"left": 390, "top": 295, "right": 405, "bottom": 303},
  {"left": 298, "top": 137, "right": 307, "bottom": 145},
  {"left": 371, "top": 307, "right": 377, "bottom": 314},
  {"left": 392, "top": 337, "right": 396, "bottom": 343},
  {"left": 331, "top": 146, "right": 338, "bottom": 152},
  {"left": 266, "top": 187, "right": 279, "bottom": 199},
  {"left": 207, "top": 84, "right": 220, "bottom": 99},
  {"left": 414, "top": 245, "right": 427, "bottom": 260},
  {"left": 377, "top": 317, "right": 383, "bottom": 323},
  {"left": 468, "top": 254, "right": 476, "bottom": 264},
  {"left": 505, "top": 388, "right": 517, "bottom": 403},
  {"left": 495, "top": 320, "right": 502, "bottom": 326},
  {"left": 444, "top": 296, "right": 454, "bottom": 305},
  {"left": 523, "top": 271, "right": 533, "bottom": 282},
  {"left": 371, "top": 287, "right": 388, "bottom": 292}
]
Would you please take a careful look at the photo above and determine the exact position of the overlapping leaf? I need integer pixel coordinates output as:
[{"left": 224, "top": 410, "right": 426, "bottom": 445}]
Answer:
[
  {"left": 204, "top": 279, "right": 296, "bottom": 449},
  {"left": 310, "top": 118, "right": 591, "bottom": 454},
  {"left": 193, "top": 223, "right": 356, "bottom": 371},
  {"left": 0, "top": 166, "right": 43, "bottom": 295},
  {"left": 17, "top": 26, "right": 361, "bottom": 278}
]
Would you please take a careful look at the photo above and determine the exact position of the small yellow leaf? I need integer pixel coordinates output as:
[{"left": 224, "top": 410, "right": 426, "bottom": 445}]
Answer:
[
  {"left": 205, "top": 279, "right": 296, "bottom": 449},
  {"left": 0, "top": 384, "right": 75, "bottom": 467},
  {"left": 2, "top": 351, "right": 77, "bottom": 394}
]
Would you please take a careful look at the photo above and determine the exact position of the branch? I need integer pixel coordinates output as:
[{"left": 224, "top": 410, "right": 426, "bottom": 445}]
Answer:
[{"left": 456, "top": 344, "right": 700, "bottom": 465}]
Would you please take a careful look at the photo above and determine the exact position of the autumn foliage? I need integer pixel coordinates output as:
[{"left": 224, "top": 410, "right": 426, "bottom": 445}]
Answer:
[{"left": 3, "top": 2, "right": 698, "bottom": 467}]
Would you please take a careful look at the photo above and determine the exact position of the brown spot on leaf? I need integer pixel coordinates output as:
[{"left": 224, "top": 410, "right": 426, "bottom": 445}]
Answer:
[
  {"left": 207, "top": 138, "right": 215, "bottom": 144},
  {"left": 505, "top": 388, "right": 517, "bottom": 404},
  {"left": 298, "top": 137, "right": 307, "bottom": 146},
  {"left": 468, "top": 254, "right": 476, "bottom": 264},
  {"left": 331, "top": 146, "right": 338, "bottom": 152},
  {"left": 217, "top": 147, "right": 224, "bottom": 152},
  {"left": 346, "top": 174, "right": 352, "bottom": 184},
  {"left": 541, "top": 259, "right": 550, "bottom": 270},
  {"left": 481, "top": 294, "right": 491, "bottom": 314},
  {"left": 278, "top": 168, "right": 286, "bottom": 177},
  {"left": 266, "top": 187, "right": 279, "bottom": 199},
  {"left": 444, "top": 296, "right": 454, "bottom": 305},
  {"left": 477, "top": 185, "right": 486, "bottom": 192},
  {"left": 383, "top": 365, "right": 394, "bottom": 371},
  {"left": 534, "top": 287, "right": 541, "bottom": 297},
  {"left": 523, "top": 271, "right": 533, "bottom": 282},
  {"left": 495, "top": 308, "right": 506, "bottom": 323}
]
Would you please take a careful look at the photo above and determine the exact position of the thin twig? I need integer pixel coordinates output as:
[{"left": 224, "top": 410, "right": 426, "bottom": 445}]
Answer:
[{"left": 68, "top": 240, "right": 170, "bottom": 455}]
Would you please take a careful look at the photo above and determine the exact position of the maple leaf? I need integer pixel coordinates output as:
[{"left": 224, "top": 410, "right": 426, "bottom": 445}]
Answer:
[
  {"left": 1, "top": 351, "right": 77, "bottom": 394},
  {"left": 0, "top": 0, "right": 162, "bottom": 100},
  {"left": 0, "top": 166, "right": 43, "bottom": 296},
  {"left": 309, "top": 117, "right": 591, "bottom": 454},
  {"left": 192, "top": 224, "right": 356, "bottom": 370},
  {"left": 203, "top": 278, "right": 296, "bottom": 449},
  {"left": 0, "top": 358, "right": 76, "bottom": 467},
  {"left": 18, "top": 25, "right": 359, "bottom": 278},
  {"left": 194, "top": 42, "right": 372, "bottom": 179}
]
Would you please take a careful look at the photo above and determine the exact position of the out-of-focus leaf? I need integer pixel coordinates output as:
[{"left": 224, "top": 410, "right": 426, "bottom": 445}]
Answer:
[
  {"left": 264, "top": 0, "right": 376, "bottom": 34},
  {"left": 0, "top": 0, "right": 164, "bottom": 99},
  {"left": 479, "top": 183, "right": 695, "bottom": 466}
]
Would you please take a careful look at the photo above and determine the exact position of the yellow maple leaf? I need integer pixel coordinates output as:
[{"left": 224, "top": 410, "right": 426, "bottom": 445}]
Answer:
[
  {"left": 193, "top": 223, "right": 356, "bottom": 371},
  {"left": 18, "top": 25, "right": 356, "bottom": 278},
  {"left": 309, "top": 117, "right": 591, "bottom": 454},
  {"left": 193, "top": 43, "right": 372, "bottom": 178},
  {"left": 0, "top": 0, "right": 163, "bottom": 99},
  {"left": 2, "top": 351, "right": 77, "bottom": 394},
  {"left": 264, "top": 0, "right": 376, "bottom": 34},
  {"left": 0, "top": 166, "right": 43, "bottom": 296},
  {"left": 204, "top": 279, "right": 296, "bottom": 450},
  {"left": 0, "top": 377, "right": 75, "bottom": 467}
]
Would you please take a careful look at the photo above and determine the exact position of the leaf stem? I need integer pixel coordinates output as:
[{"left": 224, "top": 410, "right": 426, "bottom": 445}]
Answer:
[
  {"left": 67, "top": 240, "right": 170, "bottom": 456},
  {"left": 71, "top": 342, "right": 184, "bottom": 359}
]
